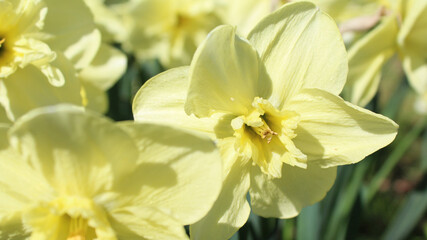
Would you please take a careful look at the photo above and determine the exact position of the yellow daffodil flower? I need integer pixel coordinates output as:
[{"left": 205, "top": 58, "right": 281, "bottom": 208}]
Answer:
[
  {"left": 122, "top": 0, "right": 224, "bottom": 68},
  {"left": 133, "top": 2, "right": 398, "bottom": 239},
  {"left": 0, "top": 105, "right": 222, "bottom": 239},
  {"left": 0, "top": 0, "right": 126, "bottom": 120}
]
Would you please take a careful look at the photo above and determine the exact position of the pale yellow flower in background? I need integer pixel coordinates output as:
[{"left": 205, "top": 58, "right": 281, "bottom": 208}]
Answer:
[
  {"left": 78, "top": 42, "right": 127, "bottom": 113},
  {"left": 133, "top": 2, "right": 398, "bottom": 239},
  {"left": 398, "top": 0, "right": 427, "bottom": 111},
  {"left": 301, "top": 0, "right": 427, "bottom": 107},
  {"left": 0, "top": 0, "right": 127, "bottom": 120},
  {"left": 414, "top": 91, "right": 427, "bottom": 114},
  {"left": 0, "top": 105, "right": 222, "bottom": 239},
  {"left": 79, "top": 0, "right": 129, "bottom": 112},
  {"left": 0, "top": 0, "right": 59, "bottom": 81},
  {"left": 223, "top": 0, "right": 276, "bottom": 36},
  {"left": 121, "top": 0, "right": 224, "bottom": 68},
  {"left": 305, "top": 0, "right": 385, "bottom": 22},
  {"left": 83, "top": 0, "right": 129, "bottom": 43}
]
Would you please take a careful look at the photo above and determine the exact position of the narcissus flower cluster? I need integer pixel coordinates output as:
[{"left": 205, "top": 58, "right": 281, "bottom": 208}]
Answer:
[{"left": 0, "top": 0, "right": 408, "bottom": 239}]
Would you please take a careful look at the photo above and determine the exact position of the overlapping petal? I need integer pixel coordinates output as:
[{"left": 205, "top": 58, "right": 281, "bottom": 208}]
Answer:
[
  {"left": 79, "top": 44, "right": 127, "bottom": 91},
  {"left": 248, "top": 1, "right": 347, "bottom": 109},
  {"left": 343, "top": 15, "right": 399, "bottom": 106},
  {"left": 110, "top": 206, "right": 188, "bottom": 240},
  {"left": 249, "top": 163, "right": 336, "bottom": 218},
  {"left": 8, "top": 105, "right": 138, "bottom": 197},
  {"left": 287, "top": 88, "right": 398, "bottom": 168},
  {"left": 133, "top": 67, "right": 233, "bottom": 138},
  {"left": 398, "top": 0, "right": 427, "bottom": 95},
  {"left": 185, "top": 25, "right": 266, "bottom": 117},
  {"left": 43, "top": 0, "right": 101, "bottom": 70},
  {"left": 0, "top": 147, "right": 53, "bottom": 218},
  {"left": 190, "top": 139, "right": 251, "bottom": 240},
  {"left": 116, "top": 122, "right": 222, "bottom": 225},
  {"left": 225, "top": 0, "right": 273, "bottom": 36},
  {"left": 80, "top": 80, "right": 108, "bottom": 113},
  {"left": 0, "top": 53, "right": 82, "bottom": 121}
]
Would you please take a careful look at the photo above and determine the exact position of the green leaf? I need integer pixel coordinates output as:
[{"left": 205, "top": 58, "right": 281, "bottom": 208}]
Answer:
[
  {"left": 382, "top": 184, "right": 427, "bottom": 240},
  {"left": 324, "top": 161, "right": 370, "bottom": 240},
  {"left": 282, "top": 218, "right": 295, "bottom": 240},
  {"left": 296, "top": 203, "right": 320, "bottom": 240},
  {"left": 421, "top": 130, "right": 427, "bottom": 172}
]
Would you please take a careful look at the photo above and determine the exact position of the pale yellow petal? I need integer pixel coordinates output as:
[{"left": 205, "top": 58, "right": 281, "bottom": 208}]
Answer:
[
  {"left": 124, "top": 0, "right": 175, "bottom": 66},
  {"left": 287, "top": 88, "right": 398, "bottom": 168},
  {"left": 83, "top": 0, "right": 128, "bottom": 43},
  {"left": 9, "top": 105, "right": 139, "bottom": 197},
  {"left": 116, "top": 122, "right": 222, "bottom": 225},
  {"left": 185, "top": 25, "right": 266, "bottom": 117},
  {"left": 79, "top": 44, "right": 127, "bottom": 91},
  {"left": 190, "top": 138, "right": 251, "bottom": 240},
  {"left": 225, "top": 0, "right": 272, "bottom": 36},
  {"left": 307, "top": 0, "right": 383, "bottom": 22},
  {"left": 43, "top": 0, "right": 101, "bottom": 69},
  {"left": 398, "top": 0, "right": 427, "bottom": 95},
  {"left": 248, "top": 2, "right": 347, "bottom": 109},
  {"left": 0, "top": 146, "right": 53, "bottom": 239},
  {"left": 0, "top": 54, "right": 82, "bottom": 121},
  {"left": 305, "top": 0, "right": 348, "bottom": 20},
  {"left": 342, "top": 15, "right": 399, "bottom": 106},
  {"left": 80, "top": 81, "right": 108, "bottom": 113},
  {"left": 249, "top": 163, "right": 336, "bottom": 218},
  {"left": 0, "top": 147, "right": 53, "bottom": 216},
  {"left": 133, "top": 67, "right": 234, "bottom": 139},
  {"left": 109, "top": 206, "right": 188, "bottom": 240},
  {"left": 402, "top": 52, "right": 427, "bottom": 95},
  {"left": 0, "top": 105, "right": 11, "bottom": 127}
]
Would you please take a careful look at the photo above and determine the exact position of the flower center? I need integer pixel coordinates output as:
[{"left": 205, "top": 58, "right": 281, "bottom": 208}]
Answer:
[
  {"left": 231, "top": 97, "right": 307, "bottom": 178},
  {"left": 250, "top": 116, "right": 277, "bottom": 143},
  {"left": 176, "top": 14, "right": 189, "bottom": 28},
  {"left": 67, "top": 216, "right": 97, "bottom": 240}
]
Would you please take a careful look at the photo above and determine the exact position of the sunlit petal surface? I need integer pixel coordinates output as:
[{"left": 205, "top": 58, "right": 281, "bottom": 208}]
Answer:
[{"left": 0, "top": 105, "right": 222, "bottom": 239}]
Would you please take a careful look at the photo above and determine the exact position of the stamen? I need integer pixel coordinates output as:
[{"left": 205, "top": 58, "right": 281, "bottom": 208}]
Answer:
[{"left": 251, "top": 118, "right": 277, "bottom": 143}]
